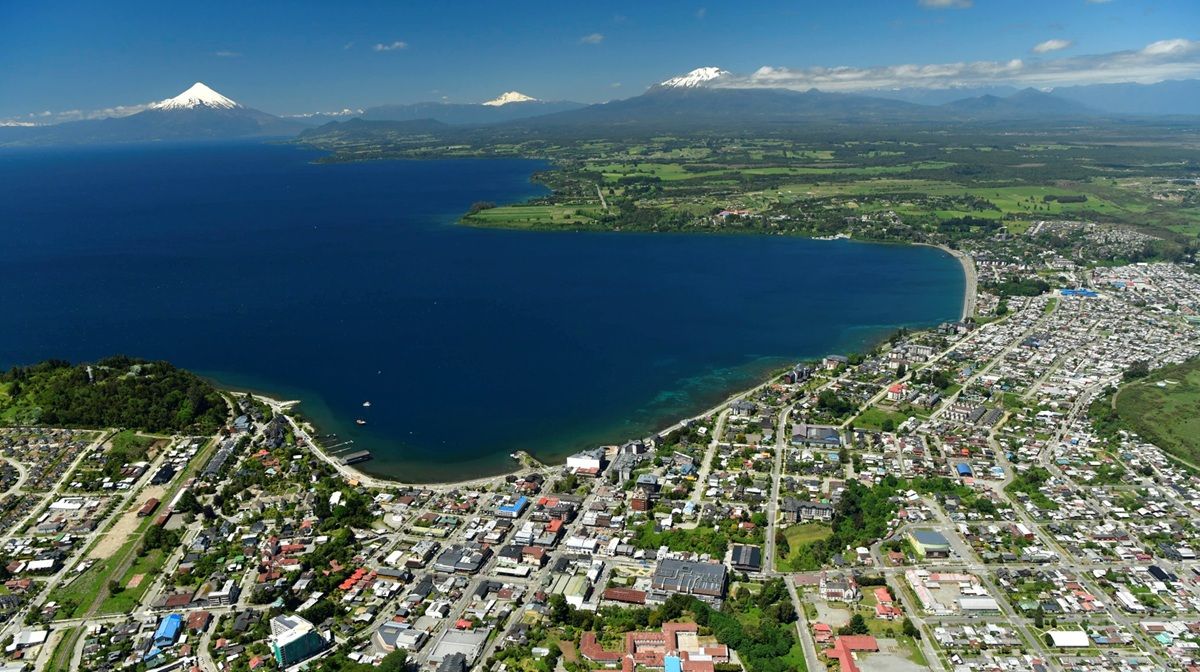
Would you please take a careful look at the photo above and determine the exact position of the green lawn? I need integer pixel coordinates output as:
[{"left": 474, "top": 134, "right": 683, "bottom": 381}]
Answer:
[
  {"left": 1115, "top": 358, "right": 1200, "bottom": 466},
  {"left": 853, "top": 406, "right": 913, "bottom": 431}
]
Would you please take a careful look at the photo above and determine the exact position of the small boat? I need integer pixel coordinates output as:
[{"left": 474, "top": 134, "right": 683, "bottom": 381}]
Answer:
[
  {"left": 355, "top": 419, "right": 367, "bottom": 426},
  {"left": 362, "top": 401, "right": 372, "bottom": 407},
  {"left": 509, "top": 453, "right": 519, "bottom": 460}
]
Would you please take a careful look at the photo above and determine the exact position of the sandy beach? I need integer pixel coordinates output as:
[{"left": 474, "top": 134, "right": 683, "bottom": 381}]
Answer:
[{"left": 920, "top": 243, "right": 977, "bottom": 320}]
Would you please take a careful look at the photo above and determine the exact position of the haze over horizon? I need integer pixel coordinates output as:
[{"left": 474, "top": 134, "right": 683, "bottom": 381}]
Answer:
[{"left": 1, "top": 0, "right": 1198, "bottom": 125}]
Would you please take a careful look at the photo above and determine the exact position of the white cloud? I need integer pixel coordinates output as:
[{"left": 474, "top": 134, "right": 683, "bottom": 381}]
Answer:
[
  {"left": 1033, "top": 39, "right": 1073, "bottom": 53},
  {"left": 718, "top": 38, "right": 1200, "bottom": 92},
  {"left": 1142, "top": 38, "right": 1195, "bottom": 55},
  {"left": 343, "top": 41, "right": 355, "bottom": 50},
  {"left": 579, "top": 33, "right": 604, "bottom": 45},
  {"left": 214, "top": 50, "right": 241, "bottom": 58},
  {"left": 2, "top": 101, "right": 156, "bottom": 126},
  {"left": 1085, "top": 0, "right": 1113, "bottom": 3},
  {"left": 373, "top": 41, "right": 407, "bottom": 52},
  {"left": 696, "top": 7, "right": 707, "bottom": 19},
  {"left": 919, "top": 0, "right": 972, "bottom": 8}
]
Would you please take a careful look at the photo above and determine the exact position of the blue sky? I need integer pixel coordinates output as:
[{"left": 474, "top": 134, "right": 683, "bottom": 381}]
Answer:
[{"left": 1, "top": 0, "right": 1197, "bottom": 121}]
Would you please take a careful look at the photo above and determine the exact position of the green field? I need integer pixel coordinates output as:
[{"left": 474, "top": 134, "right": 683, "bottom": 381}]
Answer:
[
  {"left": 98, "top": 548, "right": 167, "bottom": 614},
  {"left": 1114, "top": 358, "right": 1200, "bottom": 466},
  {"left": 463, "top": 204, "right": 604, "bottom": 228},
  {"left": 779, "top": 522, "right": 833, "bottom": 569},
  {"left": 853, "top": 406, "right": 914, "bottom": 431}
]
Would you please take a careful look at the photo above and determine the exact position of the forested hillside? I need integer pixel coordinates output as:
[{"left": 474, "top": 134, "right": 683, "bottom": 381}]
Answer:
[{"left": 0, "top": 356, "right": 228, "bottom": 433}]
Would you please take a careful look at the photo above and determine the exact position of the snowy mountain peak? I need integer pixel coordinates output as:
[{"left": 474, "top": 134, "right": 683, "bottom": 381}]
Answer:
[
  {"left": 482, "top": 91, "right": 538, "bottom": 106},
  {"left": 152, "top": 82, "right": 241, "bottom": 111},
  {"left": 658, "top": 67, "right": 730, "bottom": 88}
]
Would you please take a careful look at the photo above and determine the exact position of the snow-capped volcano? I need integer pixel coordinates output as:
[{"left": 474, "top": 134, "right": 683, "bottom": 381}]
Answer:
[
  {"left": 482, "top": 91, "right": 538, "bottom": 106},
  {"left": 152, "top": 82, "right": 241, "bottom": 111},
  {"left": 658, "top": 67, "right": 731, "bottom": 89}
]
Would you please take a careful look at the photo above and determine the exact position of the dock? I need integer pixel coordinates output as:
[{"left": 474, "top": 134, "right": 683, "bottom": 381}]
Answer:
[{"left": 340, "top": 450, "right": 373, "bottom": 465}]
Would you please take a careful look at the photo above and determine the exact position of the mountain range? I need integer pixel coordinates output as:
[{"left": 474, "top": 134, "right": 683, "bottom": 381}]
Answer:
[
  {"left": 0, "top": 83, "right": 303, "bottom": 146},
  {"left": 3, "top": 70, "right": 1200, "bottom": 146}
]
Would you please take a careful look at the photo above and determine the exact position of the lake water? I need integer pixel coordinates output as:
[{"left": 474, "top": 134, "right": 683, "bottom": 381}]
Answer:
[{"left": 0, "top": 142, "right": 964, "bottom": 481}]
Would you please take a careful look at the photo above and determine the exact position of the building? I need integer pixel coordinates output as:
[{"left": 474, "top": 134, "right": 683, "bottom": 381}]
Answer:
[
  {"left": 566, "top": 448, "right": 605, "bottom": 472},
  {"left": 824, "top": 635, "right": 878, "bottom": 672},
  {"left": 730, "top": 400, "right": 757, "bottom": 417},
  {"left": 729, "top": 544, "right": 762, "bottom": 572},
  {"left": 270, "top": 614, "right": 327, "bottom": 667},
  {"left": 580, "top": 622, "right": 729, "bottom": 670},
  {"left": 153, "top": 614, "right": 182, "bottom": 648},
  {"left": 781, "top": 498, "right": 834, "bottom": 523},
  {"left": 908, "top": 529, "right": 952, "bottom": 559},
  {"left": 428, "top": 628, "right": 490, "bottom": 666},
  {"left": 823, "top": 355, "right": 849, "bottom": 370},
  {"left": 436, "top": 653, "right": 468, "bottom": 672},
  {"left": 374, "top": 622, "right": 428, "bottom": 653},
  {"left": 650, "top": 559, "right": 727, "bottom": 605},
  {"left": 791, "top": 424, "right": 842, "bottom": 448},
  {"left": 819, "top": 574, "right": 859, "bottom": 603},
  {"left": 958, "top": 597, "right": 1000, "bottom": 612},
  {"left": 496, "top": 496, "right": 529, "bottom": 519},
  {"left": 1046, "top": 630, "right": 1090, "bottom": 648}
]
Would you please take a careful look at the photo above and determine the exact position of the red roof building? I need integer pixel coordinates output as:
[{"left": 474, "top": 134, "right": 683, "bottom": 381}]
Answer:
[{"left": 824, "top": 636, "right": 879, "bottom": 672}]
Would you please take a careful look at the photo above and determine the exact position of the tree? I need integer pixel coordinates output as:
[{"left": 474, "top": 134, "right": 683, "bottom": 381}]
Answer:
[
  {"left": 377, "top": 649, "right": 407, "bottom": 672},
  {"left": 1124, "top": 360, "right": 1150, "bottom": 381},
  {"left": 839, "top": 613, "right": 870, "bottom": 636},
  {"left": 902, "top": 617, "right": 920, "bottom": 639}
]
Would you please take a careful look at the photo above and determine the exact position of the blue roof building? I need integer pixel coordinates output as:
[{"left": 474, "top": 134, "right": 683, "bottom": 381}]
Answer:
[
  {"left": 154, "top": 614, "right": 182, "bottom": 648},
  {"left": 956, "top": 463, "right": 973, "bottom": 477},
  {"left": 497, "top": 496, "right": 529, "bottom": 518}
]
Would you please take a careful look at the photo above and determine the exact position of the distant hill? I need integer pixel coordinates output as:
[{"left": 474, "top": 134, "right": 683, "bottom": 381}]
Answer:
[
  {"left": 941, "top": 88, "right": 1094, "bottom": 119},
  {"left": 362, "top": 93, "right": 585, "bottom": 125},
  {"left": 1049, "top": 79, "right": 1200, "bottom": 116},
  {"left": 0, "top": 82, "right": 304, "bottom": 146},
  {"left": 514, "top": 86, "right": 941, "bottom": 130},
  {"left": 297, "top": 117, "right": 449, "bottom": 141}
]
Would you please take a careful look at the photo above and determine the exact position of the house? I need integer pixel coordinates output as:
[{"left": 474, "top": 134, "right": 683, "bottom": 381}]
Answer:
[
  {"left": 874, "top": 588, "right": 901, "bottom": 620},
  {"left": 886, "top": 383, "right": 908, "bottom": 402}
]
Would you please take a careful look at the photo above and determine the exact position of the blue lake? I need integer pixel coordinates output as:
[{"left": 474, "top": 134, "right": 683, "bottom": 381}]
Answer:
[{"left": 0, "top": 142, "right": 964, "bottom": 481}]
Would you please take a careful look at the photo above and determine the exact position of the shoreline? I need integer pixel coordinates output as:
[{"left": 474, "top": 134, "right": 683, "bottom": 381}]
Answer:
[
  {"left": 250, "top": 362, "right": 792, "bottom": 489},
  {"left": 917, "top": 242, "right": 977, "bottom": 321}
]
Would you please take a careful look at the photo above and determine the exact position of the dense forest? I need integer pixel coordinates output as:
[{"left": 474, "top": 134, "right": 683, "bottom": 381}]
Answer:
[{"left": 0, "top": 356, "right": 228, "bottom": 433}]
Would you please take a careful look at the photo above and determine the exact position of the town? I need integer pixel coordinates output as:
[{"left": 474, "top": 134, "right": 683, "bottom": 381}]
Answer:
[{"left": 2, "top": 240, "right": 1200, "bottom": 672}]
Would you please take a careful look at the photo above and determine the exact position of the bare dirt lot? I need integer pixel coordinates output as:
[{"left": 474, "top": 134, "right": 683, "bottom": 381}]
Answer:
[{"left": 91, "top": 485, "right": 165, "bottom": 559}]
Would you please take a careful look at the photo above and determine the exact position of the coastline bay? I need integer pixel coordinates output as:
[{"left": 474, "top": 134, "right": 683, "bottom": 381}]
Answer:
[{"left": 0, "top": 142, "right": 964, "bottom": 481}]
